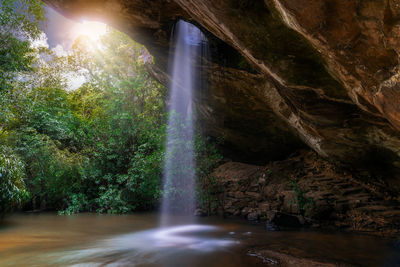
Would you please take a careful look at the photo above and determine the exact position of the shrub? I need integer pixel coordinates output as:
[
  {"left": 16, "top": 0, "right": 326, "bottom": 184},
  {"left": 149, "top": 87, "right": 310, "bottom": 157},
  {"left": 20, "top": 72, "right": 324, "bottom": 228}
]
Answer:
[
  {"left": 195, "top": 135, "right": 224, "bottom": 215},
  {"left": 0, "top": 146, "right": 29, "bottom": 216}
]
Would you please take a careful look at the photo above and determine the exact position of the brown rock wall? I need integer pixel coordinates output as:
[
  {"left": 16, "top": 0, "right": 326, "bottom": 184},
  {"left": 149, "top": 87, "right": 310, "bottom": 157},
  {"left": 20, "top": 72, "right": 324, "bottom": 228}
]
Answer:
[{"left": 212, "top": 151, "right": 400, "bottom": 235}]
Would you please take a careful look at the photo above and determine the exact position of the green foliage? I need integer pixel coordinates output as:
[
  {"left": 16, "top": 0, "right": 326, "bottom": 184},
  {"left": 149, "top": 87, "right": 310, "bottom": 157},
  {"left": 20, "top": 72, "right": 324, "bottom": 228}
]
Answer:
[
  {"left": 195, "top": 135, "right": 224, "bottom": 215},
  {"left": 125, "top": 126, "right": 166, "bottom": 210},
  {"left": 95, "top": 184, "right": 131, "bottom": 214},
  {"left": 0, "top": 146, "right": 29, "bottom": 215},
  {"left": 0, "top": 19, "right": 170, "bottom": 214},
  {"left": 10, "top": 128, "right": 86, "bottom": 210},
  {"left": 55, "top": 30, "right": 167, "bottom": 214},
  {"left": 290, "top": 180, "right": 314, "bottom": 215},
  {"left": 0, "top": 0, "right": 45, "bottom": 215},
  {"left": 58, "top": 193, "right": 88, "bottom": 215},
  {"left": 0, "top": 9, "right": 223, "bottom": 216},
  {"left": 0, "top": 0, "right": 45, "bottom": 92},
  {"left": 0, "top": 0, "right": 45, "bottom": 38}
]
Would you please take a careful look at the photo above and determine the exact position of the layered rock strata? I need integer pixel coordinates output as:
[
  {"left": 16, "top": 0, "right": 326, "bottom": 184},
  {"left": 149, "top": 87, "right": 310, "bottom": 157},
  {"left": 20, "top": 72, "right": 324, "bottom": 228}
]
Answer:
[{"left": 212, "top": 151, "right": 400, "bottom": 235}]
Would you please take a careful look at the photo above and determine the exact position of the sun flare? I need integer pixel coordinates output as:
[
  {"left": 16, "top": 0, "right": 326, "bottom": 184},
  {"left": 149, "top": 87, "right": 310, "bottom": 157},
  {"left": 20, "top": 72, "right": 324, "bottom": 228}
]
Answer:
[{"left": 73, "top": 20, "right": 107, "bottom": 41}]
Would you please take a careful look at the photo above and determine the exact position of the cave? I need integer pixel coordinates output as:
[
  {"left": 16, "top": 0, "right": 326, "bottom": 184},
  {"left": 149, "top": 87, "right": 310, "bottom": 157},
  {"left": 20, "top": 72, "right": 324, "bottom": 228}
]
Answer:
[
  {"left": 43, "top": 0, "right": 400, "bottom": 181},
  {"left": 1, "top": 0, "right": 400, "bottom": 266}
]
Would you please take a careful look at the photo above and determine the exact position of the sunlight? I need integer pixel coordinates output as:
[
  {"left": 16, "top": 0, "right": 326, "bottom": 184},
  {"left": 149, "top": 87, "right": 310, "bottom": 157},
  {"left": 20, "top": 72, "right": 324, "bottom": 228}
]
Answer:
[{"left": 73, "top": 20, "right": 107, "bottom": 41}]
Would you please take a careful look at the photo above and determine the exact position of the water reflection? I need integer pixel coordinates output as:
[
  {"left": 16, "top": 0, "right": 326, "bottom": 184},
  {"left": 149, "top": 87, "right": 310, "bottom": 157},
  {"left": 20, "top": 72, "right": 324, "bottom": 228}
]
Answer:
[
  {"left": 57, "top": 224, "right": 237, "bottom": 266},
  {"left": 0, "top": 213, "right": 398, "bottom": 267}
]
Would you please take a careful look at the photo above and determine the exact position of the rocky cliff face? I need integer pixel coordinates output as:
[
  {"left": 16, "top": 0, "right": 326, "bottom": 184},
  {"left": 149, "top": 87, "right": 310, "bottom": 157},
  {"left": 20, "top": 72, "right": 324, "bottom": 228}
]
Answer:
[
  {"left": 44, "top": 0, "right": 400, "bottom": 185},
  {"left": 212, "top": 151, "right": 400, "bottom": 235}
]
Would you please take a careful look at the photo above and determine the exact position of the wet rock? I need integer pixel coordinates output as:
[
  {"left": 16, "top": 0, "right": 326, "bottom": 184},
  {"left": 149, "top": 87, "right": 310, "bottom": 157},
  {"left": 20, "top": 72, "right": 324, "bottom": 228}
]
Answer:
[
  {"left": 233, "top": 210, "right": 241, "bottom": 216},
  {"left": 265, "top": 220, "right": 280, "bottom": 231},
  {"left": 241, "top": 207, "right": 252, "bottom": 216},
  {"left": 251, "top": 249, "right": 338, "bottom": 267},
  {"left": 245, "top": 192, "right": 262, "bottom": 201},
  {"left": 234, "top": 191, "right": 245, "bottom": 199},
  {"left": 266, "top": 210, "right": 278, "bottom": 222},
  {"left": 212, "top": 152, "right": 400, "bottom": 235},
  {"left": 224, "top": 201, "right": 233, "bottom": 208},
  {"left": 224, "top": 207, "right": 236, "bottom": 215},
  {"left": 247, "top": 250, "right": 279, "bottom": 265},
  {"left": 282, "top": 190, "right": 300, "bottom": 214},
  {"left": 236, "top": 200, "right": 248, "bottom": 210},
  {"left": 297, "top": 215, "right": 306, "bottom": 225},
  {"left": 271, "top": 212, "right": 303, "bottom": 228},
  {"left": 258, "top": 177, "right": 266, "bottom": 184},
  {"left": 194, "top": 209, "right": 206, "bottom": 217},
  {"left": 247, "top": 212, "right": 259, "bottom": 221},
  {"left": 258, "top": 202, "right": 270, "bottom": 214}
]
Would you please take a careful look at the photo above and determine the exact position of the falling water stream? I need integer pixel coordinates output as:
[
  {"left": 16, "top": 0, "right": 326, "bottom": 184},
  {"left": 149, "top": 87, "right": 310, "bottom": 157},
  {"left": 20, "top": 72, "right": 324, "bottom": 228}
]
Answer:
[{"left": 160, "top": 20, "right": 207, "bottom": 225}]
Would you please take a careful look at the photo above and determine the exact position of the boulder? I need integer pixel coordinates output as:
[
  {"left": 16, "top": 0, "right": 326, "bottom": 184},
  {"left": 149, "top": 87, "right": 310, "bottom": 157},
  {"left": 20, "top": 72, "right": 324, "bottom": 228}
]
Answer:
[
  {"left": 271, "top": 212, "right": 303, "bottom": 228},
  {"left": 194, "top": 208, "right": 207, "bottom": 217},
  {"left": 247, "top": 212, "right": 259, "bottom": 221}
]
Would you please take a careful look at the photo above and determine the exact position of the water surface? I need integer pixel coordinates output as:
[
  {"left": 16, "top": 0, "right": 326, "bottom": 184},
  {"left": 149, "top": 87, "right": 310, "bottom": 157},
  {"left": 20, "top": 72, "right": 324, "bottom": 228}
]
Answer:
[{"left": 0, "top": 213, "right": 398, "bottom": 266}]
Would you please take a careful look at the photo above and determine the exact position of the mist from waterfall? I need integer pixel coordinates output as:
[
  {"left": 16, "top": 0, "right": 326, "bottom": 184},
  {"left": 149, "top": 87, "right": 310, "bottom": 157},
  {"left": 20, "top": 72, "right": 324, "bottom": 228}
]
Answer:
[{"left": 160, "top": 20, "right": 208, "bottom": 226}]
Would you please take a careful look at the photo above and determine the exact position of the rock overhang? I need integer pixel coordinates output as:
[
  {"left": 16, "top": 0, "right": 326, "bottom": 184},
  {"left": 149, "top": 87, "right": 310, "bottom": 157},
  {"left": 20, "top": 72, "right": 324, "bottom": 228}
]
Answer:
[{"left": 44, "top": 0, "right": 400, "bottom": 185}]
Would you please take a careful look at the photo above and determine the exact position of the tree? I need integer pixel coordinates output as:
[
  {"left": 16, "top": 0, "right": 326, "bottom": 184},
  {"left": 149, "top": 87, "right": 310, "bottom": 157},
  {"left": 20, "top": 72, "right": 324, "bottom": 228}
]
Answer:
[
  {"left": 0, "top": 13, "right": 220, "bottom": 215},
  {"left": 0, "top": 0, "right": 45, "bottom": 215},
  {"left": 0, "top": 146, "right": 28, "bottom": 216},
  {"left": 0, "top": 0, "right": 45, "bottom": 92},
  {"left": 62, "top": 30, "right": 167, "bottom": 213},
  {"left": 0, "top": 0, "right": 45, "bottom": 38}
]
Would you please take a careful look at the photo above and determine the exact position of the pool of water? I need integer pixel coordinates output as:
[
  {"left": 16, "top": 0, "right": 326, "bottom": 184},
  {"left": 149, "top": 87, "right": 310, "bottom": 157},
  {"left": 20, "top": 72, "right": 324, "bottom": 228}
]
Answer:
[{"left": 0, "top": 213, "right": 398, "bottom": 266}]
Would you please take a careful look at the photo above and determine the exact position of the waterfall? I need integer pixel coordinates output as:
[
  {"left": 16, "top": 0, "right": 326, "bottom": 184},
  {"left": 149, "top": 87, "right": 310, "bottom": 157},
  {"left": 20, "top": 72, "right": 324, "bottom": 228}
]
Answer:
[{"left": 161, "top": 20, "right": 208, "bottom": 226}]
